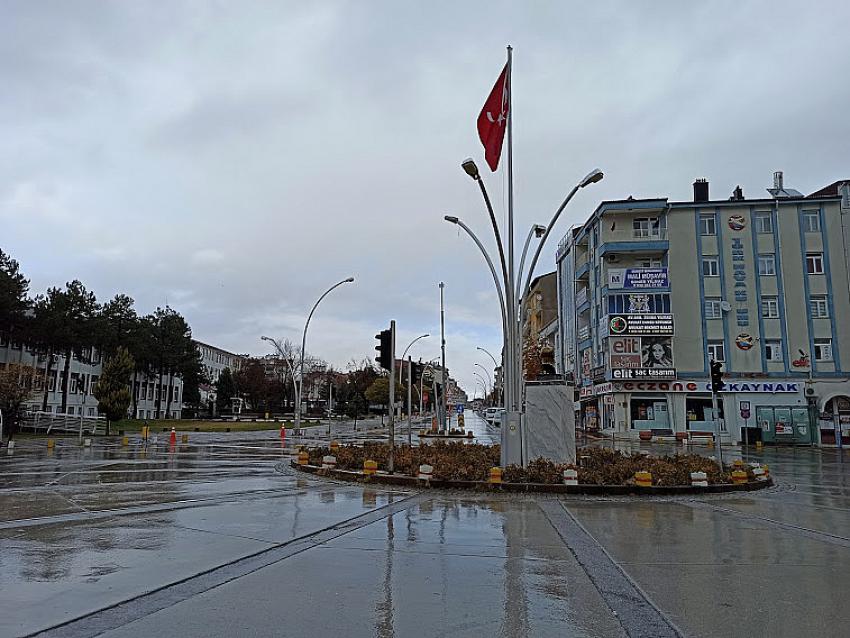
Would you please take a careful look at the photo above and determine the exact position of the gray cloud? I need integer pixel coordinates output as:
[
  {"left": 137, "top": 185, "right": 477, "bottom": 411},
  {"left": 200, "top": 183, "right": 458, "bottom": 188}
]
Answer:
[{"left": 2, "top": 0, "right": 849, "bottom": 396}]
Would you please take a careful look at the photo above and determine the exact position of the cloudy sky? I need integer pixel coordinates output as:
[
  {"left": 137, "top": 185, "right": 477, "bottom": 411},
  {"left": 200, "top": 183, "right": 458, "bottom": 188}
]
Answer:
[{"left": 3, "top": 1, "right": 849, "bottom": 398}]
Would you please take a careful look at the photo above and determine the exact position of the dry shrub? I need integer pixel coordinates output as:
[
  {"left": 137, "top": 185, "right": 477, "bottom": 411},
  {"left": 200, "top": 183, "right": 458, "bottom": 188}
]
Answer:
[{"left": 308, "top": 443, "right": 736, "bottom": 485}]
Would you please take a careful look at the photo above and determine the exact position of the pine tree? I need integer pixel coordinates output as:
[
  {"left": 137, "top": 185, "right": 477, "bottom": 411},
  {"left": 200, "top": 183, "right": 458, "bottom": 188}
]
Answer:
[{"left": 93, "top": 347, "right": 134, "bottom": 434}]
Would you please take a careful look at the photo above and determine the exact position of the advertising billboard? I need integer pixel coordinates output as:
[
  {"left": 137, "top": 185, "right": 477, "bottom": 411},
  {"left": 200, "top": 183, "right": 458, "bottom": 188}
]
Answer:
[
  {"left": 609, "top": 336, "right": 675, "bottom": 380},
  {"left": 608, "top": 314, "right": 674, "bottom": 336},
  {"left": 608, "top": 268, "right": 669, "bottom": 289}
]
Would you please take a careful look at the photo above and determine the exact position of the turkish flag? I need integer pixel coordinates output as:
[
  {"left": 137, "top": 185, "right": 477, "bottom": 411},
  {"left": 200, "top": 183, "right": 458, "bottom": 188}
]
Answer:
[{"left": 477, "top": 63, "right": 510, "bottom": 171}]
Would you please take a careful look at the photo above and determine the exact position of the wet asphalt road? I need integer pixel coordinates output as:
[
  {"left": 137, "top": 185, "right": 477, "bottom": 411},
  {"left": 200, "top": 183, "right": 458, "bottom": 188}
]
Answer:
[{"left": 2, "top": 413, "right": 850, "bottom": 637}]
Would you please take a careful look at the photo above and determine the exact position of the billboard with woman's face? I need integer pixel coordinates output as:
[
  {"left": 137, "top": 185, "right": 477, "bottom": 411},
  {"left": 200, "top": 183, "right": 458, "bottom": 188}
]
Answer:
[{"left": 641, "top": 336, "right": 674, "bottom": 368}]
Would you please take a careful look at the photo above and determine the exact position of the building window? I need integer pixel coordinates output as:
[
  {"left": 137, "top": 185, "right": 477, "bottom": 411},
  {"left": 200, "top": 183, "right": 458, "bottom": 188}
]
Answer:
[
  {"left": 755, "top": 213, "right": 773, "bottom": 234},
  {"left": 761, "top": 297, "right": 779, "bottom": 319},
  {"left": 640, "top": 258, "right": 663, "bottom": 268},
  {"left": 815, "top": 338, "right": 833, "bottom": 362},
  {"left": 633, "top": 217, "right": 662, "bottom": 238},
  {"left": 702, "top": 257, "right": 719, "bottom": 277},
  {"left": 810, "top": 295, "right": 829, "bottom": 318},
  {"left": 699, "top": 214, "right": 716, "bottom": 236},
  {"left": 756, "top": 254, "right": 775, "bottom": 276},
  {"left": 803, "top": 211, "right": 821, "bottom": 233},
  {"left": 705, "top": 298, "right": 722, "bottom": 319},
  {"left": 708, "top": 341, "right": 725, "bottom": 363},
  {"left": 806, "top": 253, "right": 824, "bottom": 275},
  {"left": 765, "top": 340, "right": 783, "bottom": 362}
]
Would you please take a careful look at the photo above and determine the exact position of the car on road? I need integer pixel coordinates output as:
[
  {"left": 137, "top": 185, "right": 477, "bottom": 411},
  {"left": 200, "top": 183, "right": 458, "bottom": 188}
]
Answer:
[{"left": 484, "top": 407, "right": 504, "bottom": 426}]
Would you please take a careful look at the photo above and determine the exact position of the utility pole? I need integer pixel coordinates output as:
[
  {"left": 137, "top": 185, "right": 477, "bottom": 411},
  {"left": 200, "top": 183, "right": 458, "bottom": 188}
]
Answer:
[
  {"left": 388, "top": 320, "right": 396, "bottom": 472},
  {"left": 407, "top": 357, "right": 413, "bottom": 446},
  {"left": 440, "top": 282, "right": 447, "bottom": 432}
]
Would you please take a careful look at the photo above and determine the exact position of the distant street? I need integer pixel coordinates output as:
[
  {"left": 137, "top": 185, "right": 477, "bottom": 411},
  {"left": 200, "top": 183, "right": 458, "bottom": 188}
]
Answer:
[{"left": 0, "top": 412, "right": 848, "bottom": 637}]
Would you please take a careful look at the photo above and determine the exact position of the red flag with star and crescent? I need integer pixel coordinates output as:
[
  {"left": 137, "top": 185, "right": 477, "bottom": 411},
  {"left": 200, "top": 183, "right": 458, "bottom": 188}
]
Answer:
[{"left": 477, "top": 62, "right": 510, "bottom": 171}]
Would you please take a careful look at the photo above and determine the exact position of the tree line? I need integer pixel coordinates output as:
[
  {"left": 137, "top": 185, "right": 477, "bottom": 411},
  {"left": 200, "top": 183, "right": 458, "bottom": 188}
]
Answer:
[{"left": 0, "top": 248, "right": 203, "bottom": 423}]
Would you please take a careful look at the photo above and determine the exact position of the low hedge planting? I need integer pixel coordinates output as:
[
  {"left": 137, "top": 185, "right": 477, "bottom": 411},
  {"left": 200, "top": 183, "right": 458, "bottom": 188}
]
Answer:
[{"left": 306, "top": 443, "right": 744, "bottom": 485}]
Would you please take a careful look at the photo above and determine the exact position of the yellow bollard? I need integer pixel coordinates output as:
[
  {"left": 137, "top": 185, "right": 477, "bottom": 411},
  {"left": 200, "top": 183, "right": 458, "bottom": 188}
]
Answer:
[
  {"left": 635, "top": 471, "right": 652, "bottom": 487},
  {"left": 181, "top": 434, "right": 189, "bottom": 444},
  {"left": 121, "top": 436, "right": 129, "bottom": 446},
  {"left": 297, "top": 450, "right": 309, "bottom": 466},
  {"left": 731, "top": 470, "right": 748, "bottom": 485},
  {"left": 47, "top": 439, "right": 55, "bottom": 449},
  {"left": 707, "top": 438, "right": 715, "bottom": 448},
  {"left": 756, "top": 440, "right": 764, "bottom": 450},
  {"left": 363, "top": 459, "right": 378, "bottom": 476},
  {"left": 330, "top": 440, "right": 340, "bottom": 453},
  {"left": 141, "top": 426, "right": 149, "bottom": 441},
  {"left": 489, "top": 467, "right": 503, "bottom": 484},
  {"left": 733, "top": 459, "right": 745, "bottom": 469}
]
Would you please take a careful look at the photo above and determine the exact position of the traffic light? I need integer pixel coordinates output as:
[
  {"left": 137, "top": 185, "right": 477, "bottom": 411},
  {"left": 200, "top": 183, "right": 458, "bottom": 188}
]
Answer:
[
  {"left": 375, "top": 329, "right": 392, "bottom": 370},
  {"left": 409, "top": 361, "right": 421, "bottom": 382},
  {"left": 710, "top": 359, "right": 724, "bottom": 393}
]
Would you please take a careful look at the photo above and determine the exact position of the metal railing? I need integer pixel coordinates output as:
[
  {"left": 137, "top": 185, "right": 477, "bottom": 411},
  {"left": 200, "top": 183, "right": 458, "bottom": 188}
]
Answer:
[{"left": 19, "top": 411, "right": 107, "bottom": 435}]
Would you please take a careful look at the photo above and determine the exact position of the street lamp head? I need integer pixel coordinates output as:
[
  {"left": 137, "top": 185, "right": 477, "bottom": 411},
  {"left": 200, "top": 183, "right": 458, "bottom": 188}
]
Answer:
[
  {"left": 579, "top": 169, "right": 604, "bottom": 188},
  {"left": 533, "top": 224, "right": 546, "bottom": 237},
  {"left": 444, "top": 215, "right": 459, "bottom": 224},
  {"left": 344, "top": 276, "right": 355, "bottom": 283},
  {"left": 461, "top": 158, "right": 480, "bottom": 180}
]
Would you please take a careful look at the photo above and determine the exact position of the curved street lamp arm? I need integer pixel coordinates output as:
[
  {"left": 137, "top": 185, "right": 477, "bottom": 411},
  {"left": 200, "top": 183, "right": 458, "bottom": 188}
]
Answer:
[
  {"left": 476, "top": 178, "right": 511, "bottom": 300},
  {"left": 474, "top": 362, "right": 492, "bottom": 386},
  {"left": 476, "top": 346, "right": 499, "bottom": 368},
  {"left": 444, "top": 217, "right": 509, "bottom": 349},
  {"left": 401, "top": 333, "right": 430, "bottom": 361},
  {"left": 521, "top": 184, "right": 580, "bottom": 306},
  {"left": 300, "top": 276, "right": 355, "bottom": 376}
]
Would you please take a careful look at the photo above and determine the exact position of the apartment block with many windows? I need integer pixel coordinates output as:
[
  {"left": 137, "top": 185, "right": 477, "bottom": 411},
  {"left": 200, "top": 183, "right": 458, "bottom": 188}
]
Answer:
[{"left": 556, "top": 172, "right": 850, "bottom": 445}]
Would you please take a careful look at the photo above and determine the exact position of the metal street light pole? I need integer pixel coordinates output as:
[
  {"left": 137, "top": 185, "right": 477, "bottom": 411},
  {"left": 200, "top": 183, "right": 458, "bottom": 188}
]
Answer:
[
  {"left": 474, "top": 364, "right": 492, "bottom": 404},
  {"left": 439, "top": 283, "right": 448, "bottom": 432},
  {"left": 477, "top": 346, "right": 501, "bottom": 407},
  {"left": 400, "top": 333, "right": 429, "bottom": 428},
  {"left": 295, "top": 277, "right": 355, "bottom": 430},
  {"left": 444, "top": 216, "right": 509, "bottom": 411},
  {"left": 473, "top": 371, "right": 489, "bottom": 406},
  {"left": 261, "top": 336, "right": 299, "bottom": 416}
]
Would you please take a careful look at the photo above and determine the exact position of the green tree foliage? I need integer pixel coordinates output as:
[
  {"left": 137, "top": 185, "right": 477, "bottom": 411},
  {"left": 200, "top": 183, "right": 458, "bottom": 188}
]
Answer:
[
  {"left": 215, "top": 367, "right": 236, "bottom": 414},
  {"left": 0, "top": 364, "right": 35, "bottom": 436},
  {"left": 234, "top": 359, "right": 271, "bottom": 412},
  {"left": 364, "top": 376, "right": 406, "bottom": 408},
  {"left": 0, "top": 248, "right": 30, "bottom": 337},
  {"left": 93, "top": 347, "right": 134, "bottom": 432}
]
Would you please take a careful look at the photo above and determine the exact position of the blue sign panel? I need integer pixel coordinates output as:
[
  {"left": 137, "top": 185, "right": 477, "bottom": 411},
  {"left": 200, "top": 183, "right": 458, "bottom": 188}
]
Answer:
[
  {"left": 608, "top": 268, "right": 668, "bottom": 289},
  {"left": 456, "top": 404, "right": 464, "bottom": 414}
]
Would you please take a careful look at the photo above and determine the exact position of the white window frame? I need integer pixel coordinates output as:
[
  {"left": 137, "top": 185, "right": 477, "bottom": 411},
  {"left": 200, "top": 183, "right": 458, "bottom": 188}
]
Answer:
[
  {"left": 810, "top": 296, "right": 829, "bottom": 318},
  {"left": 758, "top": 254, "right": 776, "bottom": 276},
  {"left": 765, "top": 340, "right": 783, "bottom": 362},
  {"left": 699, "top": 214, "right": 716, "bottom": 236},
  {"left": 815, "top": 338, "right": 833, "bottom": 362},
  {"left": 761, "top": 297, "right": 779, "bottom": 319},
  {"left": 803, "top": 211, "right": 821, "bottom": 233},
  {"left": 640, "top": 258, "right": 663, "bottom": 268},
  {"left": 702, "top": 257, "right": 719, "bottom": 277},
  {"left": 707, "top": 341, "right": 725, "bottom": 363},
  {"left": 806, "top": 253, "right": 824, "bottom": 275},
  {"left": 755, "top": 213, "right": 773, "bottom": 234},
  {"left": 633, "top": 217, "right": 662, "bottom": 239},
  {"left": 705, "top": 298, "right": 722, "bottom": 319}
]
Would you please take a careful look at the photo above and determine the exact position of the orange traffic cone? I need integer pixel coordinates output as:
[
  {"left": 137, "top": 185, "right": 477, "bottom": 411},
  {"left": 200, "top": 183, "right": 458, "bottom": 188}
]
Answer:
[{"left": 169, "top": 427, "right": 177, "bottom": 446}]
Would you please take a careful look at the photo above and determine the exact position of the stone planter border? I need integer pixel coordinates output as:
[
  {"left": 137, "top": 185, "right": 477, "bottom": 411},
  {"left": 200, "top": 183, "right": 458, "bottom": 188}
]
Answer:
[{"left": 290, "top": 461, "right": 773, "bottom": 495}]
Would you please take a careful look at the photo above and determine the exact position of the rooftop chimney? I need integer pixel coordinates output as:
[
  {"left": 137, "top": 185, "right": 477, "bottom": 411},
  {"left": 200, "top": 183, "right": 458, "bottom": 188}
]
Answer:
[
  {"left": 730, "top": 185, "right": 744, "bottom": 201},
  {"left": 693, "top": 178, "right": 709, "bottom": 203},
  {"left": 774, "top": 171, "right": 784, "bottom": 191}
]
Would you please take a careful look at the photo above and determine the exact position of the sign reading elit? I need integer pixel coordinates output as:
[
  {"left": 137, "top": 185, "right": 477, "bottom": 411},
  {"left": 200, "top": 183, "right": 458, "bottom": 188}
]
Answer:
[
  {"left": 611, "top": 368, "right": 676, "bottom": 380},
  {"left": 609, "top": 314, "right": 674, "bottom": 336}
]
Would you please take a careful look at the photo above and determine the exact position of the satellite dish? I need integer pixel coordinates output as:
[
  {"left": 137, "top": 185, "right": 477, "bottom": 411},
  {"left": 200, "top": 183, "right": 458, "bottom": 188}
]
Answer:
[{"left": 720, "top": 301, "right": 732, "bottom": 312}]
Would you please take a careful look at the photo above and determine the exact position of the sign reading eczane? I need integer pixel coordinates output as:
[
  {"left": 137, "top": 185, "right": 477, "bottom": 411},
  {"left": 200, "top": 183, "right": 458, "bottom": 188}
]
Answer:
[{"left": 608, "top": 314, "right": 674, "bottom": 336}]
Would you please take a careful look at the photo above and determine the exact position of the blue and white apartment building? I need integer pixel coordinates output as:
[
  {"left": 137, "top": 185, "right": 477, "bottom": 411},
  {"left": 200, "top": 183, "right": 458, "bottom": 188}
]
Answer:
[{"left": 556, "top": 172, "right": 850, "bottom": 445}]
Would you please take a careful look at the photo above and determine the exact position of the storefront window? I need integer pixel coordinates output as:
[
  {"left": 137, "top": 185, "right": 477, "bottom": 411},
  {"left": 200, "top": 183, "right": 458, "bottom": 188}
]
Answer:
[
  {"left": 685, "top": 396, "right": 724, "bottom": 430},
  {"left": 630, "top": 396, "right": 669, "bottom": 430}
]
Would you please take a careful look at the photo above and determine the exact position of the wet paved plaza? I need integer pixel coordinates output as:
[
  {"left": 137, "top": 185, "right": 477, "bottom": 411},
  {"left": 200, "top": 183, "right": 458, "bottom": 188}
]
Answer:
[{"left": 2, "top": 414, "right": 850, "bottom": 637}]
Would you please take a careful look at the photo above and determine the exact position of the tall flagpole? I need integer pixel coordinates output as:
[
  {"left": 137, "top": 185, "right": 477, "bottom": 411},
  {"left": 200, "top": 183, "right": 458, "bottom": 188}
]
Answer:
[{"left": 506, "top": 45, "right": 515, "bottom": 416}]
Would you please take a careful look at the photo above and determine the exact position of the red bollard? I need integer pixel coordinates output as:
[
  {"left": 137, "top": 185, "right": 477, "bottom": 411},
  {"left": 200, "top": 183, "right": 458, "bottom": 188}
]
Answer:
[
  {"left": 280, "top": 425, "right": 286, "bottom": 443},
  {"left": 169, "top": 427, "right": 177, "bottom": 446}
]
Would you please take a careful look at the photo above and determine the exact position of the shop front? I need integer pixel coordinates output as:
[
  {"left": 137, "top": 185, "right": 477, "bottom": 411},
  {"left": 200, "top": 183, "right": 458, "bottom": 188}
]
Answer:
[{"left": 603, "top": 379, "right": 808, "bottom": 442}]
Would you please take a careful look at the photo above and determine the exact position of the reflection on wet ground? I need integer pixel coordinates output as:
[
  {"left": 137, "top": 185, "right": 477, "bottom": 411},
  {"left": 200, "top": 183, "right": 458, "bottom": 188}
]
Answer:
[{"left": 3, "top": 414, "right": 850, "bottom": 637}]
